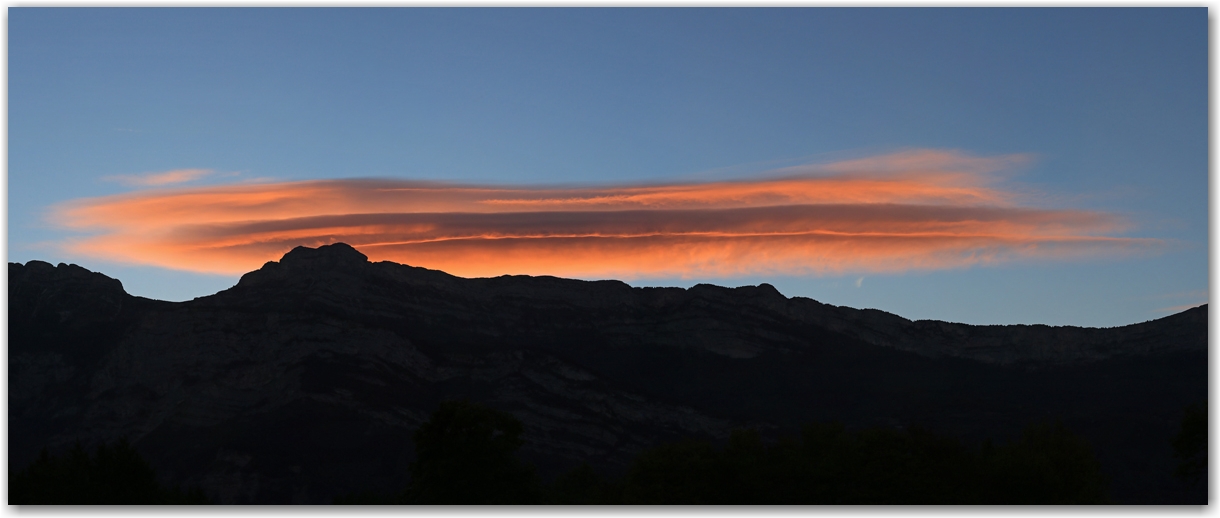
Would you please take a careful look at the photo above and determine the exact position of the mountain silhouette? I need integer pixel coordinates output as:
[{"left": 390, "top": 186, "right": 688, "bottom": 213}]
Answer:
[{"left": 9, "top": 243, "right": 1206, "bottom": 503}]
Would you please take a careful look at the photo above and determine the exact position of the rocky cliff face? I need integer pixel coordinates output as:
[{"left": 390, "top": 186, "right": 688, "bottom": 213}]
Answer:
[{"left": 8, "top": 244, "right": 1208, "bottom": 503}]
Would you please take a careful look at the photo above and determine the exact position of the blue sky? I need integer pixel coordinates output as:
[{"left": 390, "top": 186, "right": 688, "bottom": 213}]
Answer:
[{"left": 8, "top": 8, "right": 1208, "bottom": 327}]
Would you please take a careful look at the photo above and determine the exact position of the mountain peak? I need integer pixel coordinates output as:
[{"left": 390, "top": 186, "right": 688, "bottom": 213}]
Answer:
[
  {"left": 231, "top": 243, "right": 371, "bottom": 290},
  {"left": 279, "top": 242, "right": 369, "bottom": 269}
]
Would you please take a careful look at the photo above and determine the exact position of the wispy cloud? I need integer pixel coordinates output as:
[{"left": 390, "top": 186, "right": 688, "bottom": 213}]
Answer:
[
  {"left": 1148, "top": 289, "right": 1208, "bottom": 314},
  {"left": 1149, "top": 289, "right": 1209, "bottom": 300},
  {"left": 52, "top": 150, "right": 1161, "bottom": 278},
  {"left": 102, "top": 169, "right": 213, "bottom": 187},
  {"left": 1153, "top": 303, "right": 1208, "bottom": 314}
]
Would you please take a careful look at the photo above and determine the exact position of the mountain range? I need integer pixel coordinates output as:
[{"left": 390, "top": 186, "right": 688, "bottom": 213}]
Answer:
[{"left": 9, "top": 243, "right": 1207, "bottom": 503}]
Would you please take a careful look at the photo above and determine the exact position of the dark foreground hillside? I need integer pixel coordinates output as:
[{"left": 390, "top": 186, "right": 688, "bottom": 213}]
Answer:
[{"left": 9, "top": 243, "right": 1207, "bottom": 503}]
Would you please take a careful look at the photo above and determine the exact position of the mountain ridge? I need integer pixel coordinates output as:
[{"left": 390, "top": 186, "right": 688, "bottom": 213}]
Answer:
[
  {"left": 213, "top": 242, "right": 1206, "bottom": 365},
  {"left": 8, "top": 243, "right": 1207, "bottom": 503}
]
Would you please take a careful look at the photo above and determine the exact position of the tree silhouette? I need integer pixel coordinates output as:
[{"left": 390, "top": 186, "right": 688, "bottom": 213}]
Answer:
[
  {"left": 332, "top": 411, "right": 1110, "bottom": 504},
  {"left": 616, "top": 420, "right": 1108, "bottom": 504},
  {"left": 1173, "top": 400, "right": 1206, "bottom": 484},
  {"left": 401, "top": 400, "right": 542, "bottom": 504},
  {"left": 547, "top": 463, "right": 622, "bottom": 504},
  {"left": 9, "top": 438, "right": 209, "bottom": 504},
  {"left": 620, "top": 439, "right": 723, "bottom": 504},
  {"left": 977, "top": 421, "right": 1109, "bottom": 504}
]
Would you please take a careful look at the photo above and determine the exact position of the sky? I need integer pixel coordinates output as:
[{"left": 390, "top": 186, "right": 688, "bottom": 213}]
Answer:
[{"left": 7, "top": 8, "right": 1208, "bottom": 328}]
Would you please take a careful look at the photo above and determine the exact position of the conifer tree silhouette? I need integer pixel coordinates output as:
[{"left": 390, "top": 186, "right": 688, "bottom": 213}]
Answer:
[
  {"left": 401, "top": 400, "right": 542, "bottom": 504},
  {"left": 9, "top": 438, "right": 209, "bottom": 504}
]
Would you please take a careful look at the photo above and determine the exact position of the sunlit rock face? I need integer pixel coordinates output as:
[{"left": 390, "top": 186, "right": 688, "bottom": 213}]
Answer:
[{"left": 8, "top": 244, "right": 1206, "bottom": 503}]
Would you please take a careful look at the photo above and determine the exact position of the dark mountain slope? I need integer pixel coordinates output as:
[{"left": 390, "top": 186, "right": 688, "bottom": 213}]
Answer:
[{"left": 8, "top": 243, "right": 1207, "bottom": 503}]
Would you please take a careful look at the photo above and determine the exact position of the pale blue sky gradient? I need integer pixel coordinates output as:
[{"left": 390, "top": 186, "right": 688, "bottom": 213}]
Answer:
[{"left": 8, "top": 8, "right": 1208, "bottom": 327}]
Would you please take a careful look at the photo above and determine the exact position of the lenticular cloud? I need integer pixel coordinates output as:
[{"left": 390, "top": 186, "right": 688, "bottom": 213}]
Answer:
[{"left": 51, "top": 149, "right": 1158, "bottom": 278}]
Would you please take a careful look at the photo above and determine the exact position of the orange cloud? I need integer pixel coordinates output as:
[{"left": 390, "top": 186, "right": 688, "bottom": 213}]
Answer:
[{"left": 51, "top": 150, "right": 1159, "bottom": 278}]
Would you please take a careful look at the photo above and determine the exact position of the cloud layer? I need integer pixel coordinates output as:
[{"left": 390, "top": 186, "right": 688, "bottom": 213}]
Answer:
[
  {"left": 102, "top": 169, "right": 213, "bottom": 187},
  {"left": 53, "top": 150, "right": 1158, "bottom": 278}
]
